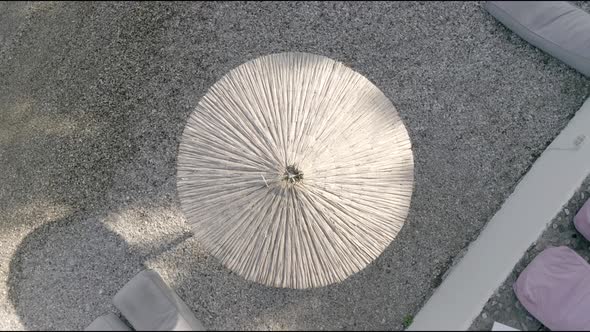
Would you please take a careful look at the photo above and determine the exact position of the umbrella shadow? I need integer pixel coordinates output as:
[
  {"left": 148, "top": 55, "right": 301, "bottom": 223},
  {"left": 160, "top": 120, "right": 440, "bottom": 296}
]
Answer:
[
  {"left": 6, "top": 211, "right": 191, "bottom": 331},
  {"left": 160, "top": 222, "right": 418, "bottom": 331}
]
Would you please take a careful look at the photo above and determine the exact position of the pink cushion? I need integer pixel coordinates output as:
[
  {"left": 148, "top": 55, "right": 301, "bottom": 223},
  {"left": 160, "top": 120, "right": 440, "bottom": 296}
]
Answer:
[
  {"left": 574, "top": 199, "right": 590, "bottom": 241},
  {"left": 513, "top": 246, "right": 590, "bottom": 331}
]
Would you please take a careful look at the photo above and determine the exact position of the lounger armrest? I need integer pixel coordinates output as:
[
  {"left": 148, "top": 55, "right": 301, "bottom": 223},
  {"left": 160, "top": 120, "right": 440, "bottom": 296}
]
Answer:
[{"left": 85, "top": 313, "right": 132, "bottom": 331}]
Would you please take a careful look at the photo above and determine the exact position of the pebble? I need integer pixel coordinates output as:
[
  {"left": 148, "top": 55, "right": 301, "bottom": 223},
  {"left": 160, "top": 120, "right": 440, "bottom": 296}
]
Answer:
[
  {"left": 565, "top": 208, "right": 570, "bottom": 216},
  {"left": 491, "top": 301, "right": 497, "bottom": 306},
  {"left": 482, "top": 313, "right": 488, "bottom": 319},
  {"left": 552, "top": 223, "right": 558, "bottom": 229},
  {"left": 566, "top": 239, "right": 571, "bottom": 245}
]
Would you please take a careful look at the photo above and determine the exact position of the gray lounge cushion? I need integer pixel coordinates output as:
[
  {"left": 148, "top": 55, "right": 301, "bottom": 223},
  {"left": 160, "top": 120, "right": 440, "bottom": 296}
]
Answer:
[
  {"left": 485, "top": 1, "right": 590, "bottom": 77},
  {"left": 113, "top": 269, "right": 205, "bottom": 331},
  {"left": 85, "top": 313, "right": 132, "bottom": 331}
]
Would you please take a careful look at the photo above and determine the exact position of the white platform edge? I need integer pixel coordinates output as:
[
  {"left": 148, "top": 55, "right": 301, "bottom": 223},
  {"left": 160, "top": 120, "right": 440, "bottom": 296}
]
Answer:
[{"left": 408, "top": 97, "right": 590, "bottom": 331}]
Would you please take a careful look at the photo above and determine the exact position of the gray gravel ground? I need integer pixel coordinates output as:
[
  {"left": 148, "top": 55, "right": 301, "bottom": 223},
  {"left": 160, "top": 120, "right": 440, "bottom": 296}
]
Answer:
[
  {"left": 470, "top": 175, "right": 590, "bottom": 331},
  {"left": 0, "top": 1, "right": 589, "bottom": 330}
]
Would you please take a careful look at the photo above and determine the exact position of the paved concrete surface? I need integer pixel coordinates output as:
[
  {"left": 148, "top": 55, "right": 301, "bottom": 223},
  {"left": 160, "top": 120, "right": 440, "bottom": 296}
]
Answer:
[
  {"left": 470, "top": 175, "right": 590, "bottom": 331},
  {"left": 410, "top": 96, "right": 590, "bottom": 330},
  {"left": 0, "top": 1, "right": 589, "bottom": 330}
]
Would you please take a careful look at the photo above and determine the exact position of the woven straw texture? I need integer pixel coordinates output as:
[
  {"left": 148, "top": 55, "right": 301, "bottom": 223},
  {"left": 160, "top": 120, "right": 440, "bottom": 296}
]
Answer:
[{"left": 177, "top": 52, "right": 414, "bottom": 288}]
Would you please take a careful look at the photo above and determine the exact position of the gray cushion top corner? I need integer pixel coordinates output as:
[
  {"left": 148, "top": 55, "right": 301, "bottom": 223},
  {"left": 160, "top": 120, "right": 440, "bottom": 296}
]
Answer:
[
  {"left": 113, "top": 269, "right": 206, "bottom": 331},
  {"left": 484, "top": 1, "right": 590, "bottom": 77},
  {"left": 85, "top": 313, "right": 132, "bottom": 331}
]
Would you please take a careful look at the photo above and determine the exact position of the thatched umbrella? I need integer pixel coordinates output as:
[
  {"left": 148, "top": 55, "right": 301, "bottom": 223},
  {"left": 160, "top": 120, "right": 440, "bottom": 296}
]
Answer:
[{"left": 177, "top": 52, "right": 413, "bottom": 289}]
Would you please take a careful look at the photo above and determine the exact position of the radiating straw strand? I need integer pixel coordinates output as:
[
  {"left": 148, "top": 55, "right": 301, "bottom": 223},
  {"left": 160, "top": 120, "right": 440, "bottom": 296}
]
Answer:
[{"left": 177, "top": 52, "right": 414, "bottom": 289}]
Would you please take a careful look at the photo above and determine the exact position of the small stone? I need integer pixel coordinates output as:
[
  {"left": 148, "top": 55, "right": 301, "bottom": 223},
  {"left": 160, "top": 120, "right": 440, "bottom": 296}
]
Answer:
[
  {"left": 565, "top": 208, "right": 570, "bottom": 216},
  {"left": 491, "top": 301, "right": 497, "bottom": 306},
  {"left": 98, "top": 289, "right": 104, "bottom": 295},
  {"left": 552, "top": 223, "right": 558, "bottom": 229},
  {"left": 582, "top": 192, "right": 585, "bottom": 200},
  {"left": 482, "top": 313, "right": 488, "bottom": 319},
  {"left": 526, "top": 316, "right": 533, "bottom": 321},
  {"left": 381, "top": 318, "right": 386, "bottom": 324},
  {"left": 566, "top": 239, "right": 572, "bottom": 245}
]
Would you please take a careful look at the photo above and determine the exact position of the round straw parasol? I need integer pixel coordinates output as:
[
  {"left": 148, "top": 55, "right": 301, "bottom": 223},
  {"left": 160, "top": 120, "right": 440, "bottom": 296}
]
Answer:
[{"left": 177, "top": 52, "right": 413, "bottom": 289}]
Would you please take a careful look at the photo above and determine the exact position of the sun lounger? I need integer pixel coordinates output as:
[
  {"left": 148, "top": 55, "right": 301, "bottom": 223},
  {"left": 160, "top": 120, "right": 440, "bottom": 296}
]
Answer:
[
  {"left": 113, "top": 269, "right": 205, "bottom": 331},
  {"left": 485, "top": 1, "right": 590, "bottom": 77}
]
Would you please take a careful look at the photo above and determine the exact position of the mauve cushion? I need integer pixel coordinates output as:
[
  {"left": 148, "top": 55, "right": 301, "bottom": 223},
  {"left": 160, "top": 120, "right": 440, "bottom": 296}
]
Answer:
[
  {"left": 513, "top": 246, "right": 590, "bottom": 331},
  {"left": 574, "top": 198, "right": 590, "bottom": 241},
  {"left": 85, "top": 313, "right": 131, "bottom": 331}
]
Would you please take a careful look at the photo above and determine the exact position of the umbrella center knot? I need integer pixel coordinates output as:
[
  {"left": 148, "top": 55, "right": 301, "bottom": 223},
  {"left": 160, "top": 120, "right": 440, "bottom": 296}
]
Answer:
[{"left": 283, "top": 165, "right": 303, "bottom": 184}]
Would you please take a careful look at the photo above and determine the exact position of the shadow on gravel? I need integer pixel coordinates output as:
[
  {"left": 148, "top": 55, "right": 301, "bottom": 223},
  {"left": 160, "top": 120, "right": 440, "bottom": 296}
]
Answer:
[{"left": 6, "top": 211, "right": 191, "bottom": 331}]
